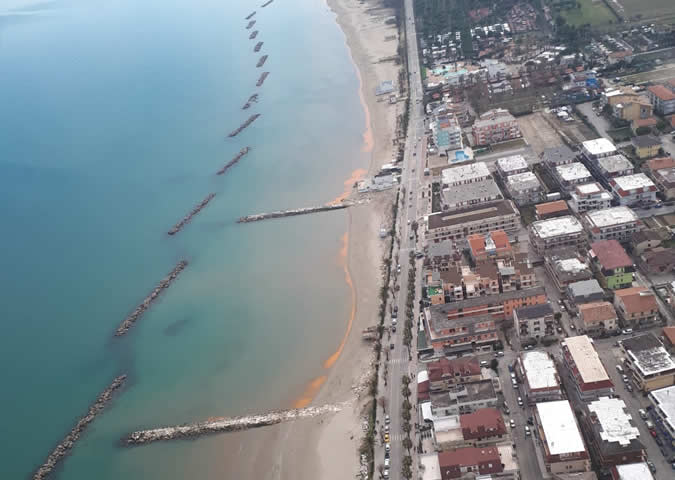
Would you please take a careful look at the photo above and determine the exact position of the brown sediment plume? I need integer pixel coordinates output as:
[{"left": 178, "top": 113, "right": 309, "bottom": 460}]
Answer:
[
  {"left": 327, "top": 168, "right": 367, "bottom": 205},
  {"left": 229, "top": 114, "right": 261, "bottom": 137},
  {"left": 217, "top": 147, "right": 250, "bottom": 175},
  {"left": 249, "top": 30, "right": 258, "bottom": 40},
  {"left": 255, "top": 72, "right": 269, "bottom": 87},
  {"left": 292, "top": 376, "right": 328, "bottom": 409},
  {"left": 32, "top": 375, "right": 127, "bottom": 480},
  {"left": 256, "top": 55, "right": 268, "bottom": 68},
  {"left": 254, "top": 41, "right": 264, "bottom": 52},
  {"left": 167, "top": 193, "right": 216, "bottom": 235}
]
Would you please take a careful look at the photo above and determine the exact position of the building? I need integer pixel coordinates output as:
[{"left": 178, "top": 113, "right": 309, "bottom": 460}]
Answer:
[
  {"left": 505, "top": 171, "right": 543, "bottom": 206},
  {"left": 555, "top": 163, "right": 594, "bottom": 191},
  {"left": 441, "top": 162, "right": 491, "bottom": 187},
  {"left": 441, "top": 178, "right": 503, "bottom": 211},
  {"left": 589, "top": 240, "right": 634, "bottom": 290},
  {"left": 621, "top": 333, "right": 675, "bottom": 392},
  {"left": 542, "top": 145, "right": 576, "bottom": 168},
  {"left": 562, "top": 335, "right": 614, "bottom": 401},
  {"left": 437, "top": 446, "right": 503, "bottom": 479},
  {"left": 425, "top": 310, "right": 499, "bottom": 355},
  {"left": 611, "top": 463, "right": 654, "bottom": 480},
  {"left": 517, "top": 350, "right": 562, "bottom": 404},
  {"left": 581, "top": 138, "right": 617, "bottom": 161},
  {"left": 433, "top": 114, "right": 463, "bottom": 155},
  {"left": 514, "top": 303, "right": 554, "bottom": 340},
  {"left": 535, "top": 400, "right": 591, "bottom": 474},
  {"left": 472, "top": 108, "right": 521, "bottom": 145},
  {"left": 459, "top": 408, "right": 507, "bottom": 445},
  {"left": 529, "top": 215, "right": 585, "bottom": 256},
  {"left": 430, "top": 379, "right": 499, "bottom": 417},
  {"left": 650, "top": 167, "right": 675, "bottom": 199},
  {"left": 608, "top": 173, "right": 658, "bottom": 207},
  {"left": 583, "top": 207, "right": 640, "bottom": 243},
  {"left": 426, "top": 200, "right": 520, "bottom": 245},
  {"left": 545, "top": 251, "right": 593, "bottom": 292},
  {"left": 615, "top": 98, "right": 653, "bottom": 123},
  {"left": 663, "top": 326, "right": 675, "bottom": 353},
  {"left": 535, "top": 200, "right": 570, "bottom": 220},
  {"left": 631, "top": 135, "right": 661, "bottom": 160},
  {"left": 568, "top": 183, "right": 613, "bottom": 214},
  {"left": 648, "top": 385, "right": 675, "bottom": 449},
  {"left": 568, "top": 279, "right": 605, "bottom": 307},
  {"left": 496, "top": 154, "right": 528, "bottom": 178},
  {"left": 594, "top": 154, "right": 634, "bottom": 181},
  {"left": 613, "top": 286, "right": 660, "bottom": 330},
  {"left": 579, "top": 397, "right": 644, "bottom": 472},
  {"left": 428, "top": 356, "right": 482, "bottom": 391},
  {"left": 579, "top": 301, "right": 618, "bottom": 337},
  {"left": 638, "top": 247, "right": 675, "bottom": 274},
  {"left": 645, "top": 156, "right": 675, "bottom": 173},
  {"left": 630, "top": 229, "right": 662, "bottom": 255},
  {"left": 467, "top": 230, "right": 512, "bottom": 264},
  {"left": 647, "top": 84, "right": 675, "bottom": 115}
]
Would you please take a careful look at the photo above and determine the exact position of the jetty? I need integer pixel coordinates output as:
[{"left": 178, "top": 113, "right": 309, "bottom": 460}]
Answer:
[
  {"left": 228, "top": 114, "right": 260, "bottom": 137},
  {"left": 261, "top": 0, "right": 274, "bottom": 7},
  {"left": 242, "top": 94, "right": 259, "bottom": 110},
  {"left": 168, "top": 193, "right": 216, "bottom": 235},
  {"left": 246, "top": 20, "right": 256, "bottom": 30},
  {"left": 115, "top": 261, "right": 188, "bottom": 336},
  {"left": 249, "top": 30, "right": 258, "bottom": 40},
  {"left": 217, "top": 147, "right": 250, "bottom": 175},
  {"left": 245, "top": 11, "right": 256, "bottom": 20},
  {"left": 256, "top": 72, "right": 269, "bottom": 87},
  {"left": 32, "top": 375, "right": 127, "bottom": 480},
  {"left": 237, "top": 203, "right": 350, "bottom": 223},
  {"left": 125, "top": 402, "right": 343, "bottom": 445},
  {"left": 256, "top": 55, "right": 268, "bottom": 68},
  {"left": 254, "top": 41, "right": 264, "bottom": 52}
]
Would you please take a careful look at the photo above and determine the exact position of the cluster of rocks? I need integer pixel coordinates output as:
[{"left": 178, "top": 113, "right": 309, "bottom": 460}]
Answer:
[
  {"left": 32, "top": 375, "right": 127, "bottom": 480},
  {"left": 114, "top": 260, "right": 188, "bottom": 336},
  {"left": 246, "top": 20, "right": 256, "bottom": 30},
  {"left": 249, "top": 30, "right": 258, "bottom": 40},
  {"left": 228, "top": 114, "right": 261, "bottom": 137},
  {"left": 256, "top": 72, "right": 269, "bottom": 87},
  {"left": 256, "top": 55, "right": 268, "bottom": 68},
  {"left": 242, "top": 94, "right": 258, "bottom": 110},
  {"left": 237, "top": 203, "right": 349, "bottom": 223},
  {"left": 167, "top": 193, "right": 216, "bottom": 235},
  {"left": 217, "top": 147, "right": 250, "bottom": 175}
]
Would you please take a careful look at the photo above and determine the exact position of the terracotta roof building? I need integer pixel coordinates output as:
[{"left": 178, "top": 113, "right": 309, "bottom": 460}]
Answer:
[
  {"left": 438, "top": 446, "right": 503, "bottom": 479},
  {"left": 638, "top": 247, "right": 675, "bottom": 274},
  {"left": 613, "top": 286, "right": 660, "bottom": 329},
  {"left": 647, "top": 84, "right": 675, "bottom": 115},
  {"left": 579, "top": 301, "right": 618, "bottom": 337},
  {"left": 645, "top": 156, "right": 675, "bottom": 172},
  {"left": 459, "top": 407, "right": 507, "bottom": 444},
  {"left": 663, "top": 326, "right": 675, "bottom": 353},
  {"left": 535, "top": 200, "right": 570, "bottom": 220},
  {"left": 467, "top": 230, "right": 512, "bottom": 263},
  {"left": 589, "top": 240, "right": 634, "bottom": 290},
  {"left": 428, "top": 356, "right": 482, "bottom": 391}
]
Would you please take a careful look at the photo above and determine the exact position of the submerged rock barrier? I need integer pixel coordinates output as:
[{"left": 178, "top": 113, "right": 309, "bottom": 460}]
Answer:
[
  {"left": 256, "top": 55, "right": 268, "bottom": 68},
  {"left": 242, "top": 94, "right": 258, "bottom": 110},
  {"left": 228, "top": 114, "right": 260, "bottom": 137},
  {"left": 246, "top": 20, "right": 256, "bottom": 30},
  {"left": 249, "top": 30, "right": 258, "bottom": 40},
  {"left": 217, "top": 147, "right": 250, "bottom": 175},
  {"left": 167, "top": 193, "right": 216, "bottom": 235},
  {"left": 245, "top": 11, "right": 256, "bottom": 20},
  {"left": 114, "top": 260, "right": 188, "bottom": 336},
  {"left": 237, "top": 203, "right": 350, "bottom": 223},
  {"left": 254, "top": 41, "right": 264, "bottom": 52},
  {"left": 261, "top": 0, "right": 274, "bottom": 7},
  {"left": 256, "top": 72, "right": 269, "bottom": 87},
  {"left": 32, "top": 375, "right": 127, "bottom": 480},
  {"left": 125, "top": 402, "right": 343, "bottom": 445}
]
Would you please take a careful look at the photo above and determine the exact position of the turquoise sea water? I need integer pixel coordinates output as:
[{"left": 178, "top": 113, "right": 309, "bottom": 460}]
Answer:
[{"left": 0, "top": 0, "right": 367, "bottom": 478}]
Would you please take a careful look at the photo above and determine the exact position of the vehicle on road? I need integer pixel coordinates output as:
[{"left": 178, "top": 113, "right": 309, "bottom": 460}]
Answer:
[
  {"left": 385, "top": 443, "right": 390, "bottom": 453},
  {"left": 626, "top": 384, "right": 633, "bottom": 393},
  {"left": 616, "top": 365, "right": 624, "bottom": 374},
  {"left": 622, "top": 328, "right": 633, "bottom": 335},
  {"left": 480, "top": 360, "right": 488, "bottom": 367},
  {"left": 385, "top": 414, "right": 390, "bottom": 424},
  {"left": 527, "top": 417, "right": 534, "bottom": 425},
  {"left": 639, "top": 409, "right": 648, "bottom": 420},
  {"left": 510, "top": 419, "right": 516, "bottom": 428},
  {"left": 525, "top": 426, "right": 531, "bottom": 436},
  {"left": 518, "top": 396, "right": 523, "bottom": 407},
  {"left": 622, "top": 374, "right": 629, "bottom": 383},
  {"left": 391, "top": 325, "right": 396, "bottom": 333},
  {"left": 647, "top": 460, "right": 656, "bottom": 473},
  {"left": 384, "top": 433, "right": 389, "bottom": 443},
  {"left": 390, "top": 343, "right": 394, "bottom": 350},
  {"left": 384, "top": 468, "right": 389, "bottom": 478}
]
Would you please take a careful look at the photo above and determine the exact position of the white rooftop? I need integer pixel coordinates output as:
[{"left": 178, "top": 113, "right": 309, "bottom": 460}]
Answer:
[
  {"left": 614, "top": 463, "right": 654, "bottom": 480},
  {"left": 497, "top": 154, "right": 528, "bottom": 173},
  {"left": 556, "top": 162, "right": 592, "bottom": 182},
  {"left": 419, "top": 454, "right": 442, "bottom": 480},
  {"left": 628, "top": 345, "right": 675, "bottom": 377},
  {"left": 650, "top": 385, "right": 675, "bottom": 434},
  {"left": 564, "top": 335, "right": 610, "bottom": 384},
  {"left": 418, "top": 370, "right": 429, "bottom": 383},
  {"left": 577, "top": 182, "right": 603, "bottom": 195},
  {"left": 536, "top": 400, "right": 586, "bottom": 456},
  {"left": 531, "top": 215, "right": 583, "bottom": 239},
  {"left": 506, "top": 171, "right": 541, "bottom": 190},
  {"left": 522, "top": 351, "right": 559, "bottom": 390},
  {"left": 585, "top": 206, "right": 638, "bottom": 228},
  {"left": 583, "top": 138, "right": 617, "bottom": 156},
  {"left": 588, "top": 397, "right": 639, "bottom": 446},
  {"left": 556, "top": 257, "right": 589, "bottom": 274},
  {"left": 597, "top": 154, "right": 633, "bottom": 174},
  {"left": 441, "top": 162, "right": 490, "bottom": 185},
  {"left": 612, "top": 173, "right": 656, "bottom": 192}
]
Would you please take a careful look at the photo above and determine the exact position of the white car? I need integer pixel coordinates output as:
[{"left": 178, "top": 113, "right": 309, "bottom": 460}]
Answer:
[{"left": 510, "top": 419, "right": 516, "bottom": 428}]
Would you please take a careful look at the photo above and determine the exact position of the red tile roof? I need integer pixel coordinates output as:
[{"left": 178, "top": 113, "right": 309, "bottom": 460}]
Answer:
[
  {"left": 535, "top": 200, "right": 568, "bottom": 217},
  {"left": 663, "top": 326, "right": 675, "bottom": 346},
  {"left": 646, "top": 157, "right": 675, "bottom": 171},
  {"left": 633, "top": 117, "right": 658, "bottom": 128},
  {"left": 579, "top": 301, "right": 617, "bottom": 325},
  {"left": 438, "top": 446, "right": 501, "bottom": 468},
  {"left": 615, "top": 286, "right": 658, "bottom": 314},
  {"left": 428, "top": 356, "right": 481, "bottom": 382},
  {"left": 460, "top": 408, "right": 506, "bottom": 439},
  {"left": 591, "top": 240, "right": 632, "bottom": 270},
  {"left": 648, "top": 85, "right": 675, "bottom": 101}
]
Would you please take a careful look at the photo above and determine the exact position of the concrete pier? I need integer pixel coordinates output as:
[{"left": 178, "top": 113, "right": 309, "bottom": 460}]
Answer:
[
  {"left": 256, "top": 72, "right": 269, "bottom": 87},
  {"left": 32, "top": 375, "right": 127, "bottom": 480},
  {"left": 237, "top": 203, "right": 350, "bottom": 223},
  {"left": 228, "top": 114, "right": 260, "bottom": 137},
  {"left": 217, "top": 147, "right": 250, "bottom": 175},
  {"left": 114, "top": 261, "right": 188, "bottom": 336},
  {"left": 168, "top": 193, "right": 216, "bottom": 235},
  {"left": 125, "top": 402, "right": 343, "bottom": 445}
]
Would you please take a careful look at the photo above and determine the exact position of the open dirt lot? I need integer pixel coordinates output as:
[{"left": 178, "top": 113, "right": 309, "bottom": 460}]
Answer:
[{"left": 517, "top": 112, "right": 563, "bottom": 155}]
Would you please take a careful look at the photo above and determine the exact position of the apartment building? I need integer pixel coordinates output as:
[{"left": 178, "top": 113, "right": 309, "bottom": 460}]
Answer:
[
  {"left": 593, "top": 154, "right": 634, "bottom": 182},
  {"left": 514, "top": 303, "right": 554, "bottom": 340},
  {"left": 583, "top": 207, "right": 640, "bottom": 243},
  {"left": 579, "top": 301, "right": 618, "bottom": 337},
  {"left": 581, "top": 138, "right": 617, "bottom": 162},
  {"left": 437, "top": 446, "right": 503, "bottom": 479},
  {"left": 542, "top": 144, "right": 576, "bottom": 168},
  {"left": 621, "top": 333, "right": 675, "bottom": 392},
  {"left": 467, "top": 230, "right": 512, "bottom": 264},
  {"left": 528, "top": 215, "right": 585, "bottom": 255},
  {"left": 554, "top": 163, "right": 594, "bottom": 192},
  {"left": 516, "top": 350, "right": 562, "bottom": 404},
  {"left": 433, "top": 113, "right": 463, "bottom": 155},
  {"left": 428, "top": 356, "right": 482, "bottom": 391},
  {"left": 472, "top": 108, "right": 521, "bottom": 145},
  {"left": 568, "top": 182, "right": 613, "bottom": 214},
  {"left": 545, "top": 250, "right": 593, "bottom": 292},
  {"left": 496, "top": 154, "right": 528, "bottom": 178},
  {"left": 459, "top": 408, "right": 508, "bottom": 446},
  {"left": 425, "top": 310, "right": 498, "bottom": 355},
  {"left": 631, "top": 135, "right": 662, "bottom": 160},
  {"left": 648, "top": 385, "right": 675, "bottom": 450},
  {"left": 609, "top": 173, "right": 658, "bottom": 206},
  {"left": 441, "top": 178, "right": 503, "bottom": 211},
  {"left": 614, "top": 286, "right": 660, "bottom": 329},
  {"left": 647, "top": 84, "right": 675, "bottom": 115},
  {"left": 441, "top": 162, "right": 491, "bottom": 187},
  {"left": 651, "top": 167, "right": 675, "bottom": 200},
  {"left": 430, "top": 380, "right": 499, "bottom": 417},
  {"left": 535, "top": 400, "right": 591, "bottom": 474},
  {"left": 562, "top": 335, "right": 614, "bottom": 401},
  {"left": 505, "top": 171, "right": 543, "bottom": 206},
  {"left": 589, "top": 240, "right": 634, "bottom": 290}
]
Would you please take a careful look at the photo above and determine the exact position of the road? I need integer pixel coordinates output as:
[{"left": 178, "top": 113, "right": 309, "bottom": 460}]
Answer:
[{"left": 576, "top": 102, "right": 613, "bottom": 140}]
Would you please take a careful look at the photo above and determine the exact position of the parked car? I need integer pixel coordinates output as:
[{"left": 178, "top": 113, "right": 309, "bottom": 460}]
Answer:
[
  {"left": 385, "top": 414, "right": 390, "bottom": 424},
  {"left": 510, "top": 419, "right": 516, "bottom": 428},
  {"left": 626, "top": 384, "right": 633, "bottom": 393},
  {"left": 622, "top": 375, "right": 629, "bottom": 383},
  {"left": 639, "top": 409, "right": 648, "bottom": 420},
  {"left": 480, "top": 360, "right": 489, "bottom": 367},
  {"left": 525, "top": 426, "right": 531, "bottom": 436},
  {"left": 616, "top": 365, "right": 624, "bottom": 374},
  {"left": 527, "top": 417, "right": 534, "bottom": 425},
  {"left": 518, "top": 397, "right": 523, "bottom": 407},
  {"left": 390, "top": 343, "right": 394, "bottom": 350},
  {"left": 647, "top": 461, "right": 656, "bottom": 473},
  {"left": 622, "top": 328, "right": 633, "bottom": 335}
]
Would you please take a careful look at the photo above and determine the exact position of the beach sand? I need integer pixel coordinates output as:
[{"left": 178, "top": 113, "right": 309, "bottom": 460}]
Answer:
[{"left": 217, "top": 1, "right": 401, "bottom": 478}]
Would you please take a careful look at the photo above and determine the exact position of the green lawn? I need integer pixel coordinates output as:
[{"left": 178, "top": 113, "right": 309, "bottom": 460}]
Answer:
[
  {"left": 620, "top": 0, "right": 675, "bottom": 21},
  {"left": 561, "top": 0, "right": 616, "bottom": 27}
]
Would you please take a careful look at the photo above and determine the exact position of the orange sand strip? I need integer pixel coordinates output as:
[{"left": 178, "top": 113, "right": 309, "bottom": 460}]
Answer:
[
  {"left": 292, "top": 375, "right": 328, "bottom": 409},
  {"left": 327, "top": 168, "right": 367, "bottom": 205}
]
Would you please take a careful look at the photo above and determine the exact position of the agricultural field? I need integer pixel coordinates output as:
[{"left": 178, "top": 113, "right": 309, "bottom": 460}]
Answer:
[
  {"left": 618, "top": 0, "right": 675, "bottom": 23},
  {"left": 560, "top": 0, "right": 617, "bottom": 27}
]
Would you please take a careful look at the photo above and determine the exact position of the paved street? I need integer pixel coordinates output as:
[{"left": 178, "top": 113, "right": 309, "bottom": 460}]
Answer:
[{"left": 576, "top": 102, "right": 613, "bottom": 140}]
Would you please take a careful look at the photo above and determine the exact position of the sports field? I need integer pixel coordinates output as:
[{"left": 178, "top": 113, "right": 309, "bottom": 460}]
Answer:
[{"left": 561, "top": 0, "right": 616, "bottom": 27}]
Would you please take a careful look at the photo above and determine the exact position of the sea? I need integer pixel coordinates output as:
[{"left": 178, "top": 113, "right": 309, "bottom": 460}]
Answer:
[{"left": 0, "top": 0, "right": 368, "bottom": 478}]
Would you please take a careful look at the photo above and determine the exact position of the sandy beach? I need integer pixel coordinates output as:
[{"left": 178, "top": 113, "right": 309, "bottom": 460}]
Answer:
[{"left": 217, "top": 0, "right": 402, "bottom": 478}]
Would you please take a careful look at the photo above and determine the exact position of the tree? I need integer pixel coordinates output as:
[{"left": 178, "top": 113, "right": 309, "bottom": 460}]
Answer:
[
  {"left": 401, "top": 464, "right": 412, "bottom": 479},
  {"left": 402, "top": 421, "right": 412, "bottom": 436},
  {"left": 401, "top": 374, "right": 411, "bottom": 386},
  {"left": 402, "top": 385, "right": 411, "bottom": 398},
  {"left": 402, "top": 436, "right": 413, "bottom": 452},
  {"left": 378, "top": 396, "right": 388, "bottom": 412},
  {"left": 403, "top": 456, "right": 413, "bottom": 469},
  {"left": 402, "top": 408, "right": 411, "bottom": 422},
  {"left": 402, "top": 399, "right": 412, "bottom": 412},
  {"left": 490, "top": 358, "right": 499, "bottom": 371},
  {"left": 554, "top": 312, "right": 562, "bottom": 322}
]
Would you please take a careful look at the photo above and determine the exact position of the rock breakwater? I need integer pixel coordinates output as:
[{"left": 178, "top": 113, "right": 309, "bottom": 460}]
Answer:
[
  {"left": 237, "top": 203, "right": 350, "bottom": 223},
  {"left": 249, "top": 30, "right": 258, "bottom": 40},
  {"left": 256, "top": 72, "right": 269, "bottom": 87},
  {"left": 242, "top": 94, "right": 259, "bottom": 110},
  {"left": 217, "top": 147, "right": 250, "bottom": 175},
  {"left": 228, "top": 114, "right": 260, "bottom": 137},
  {"left": 256, "top": 55, "right": 268, "bottom": 68},
  {"left": 167, "top": 193, "right": 216, "bottom": 235},
  {"left": 246, "top": 20, "right": 256, "bottom": 30},
  {"left": 254, "top": 41, "right": 264, "bottom": 52},
  {"left": 114, "top": 260, "right": 188, "bottom": 336},
  {"left": 32, "top": 375, "right": 127, "bottom": 480},
  {"left": 261, "top": 0, "right": 274, "bottom": 7},
  {"left": 245, "top": 11, "right": 256, "bottom": 20}
]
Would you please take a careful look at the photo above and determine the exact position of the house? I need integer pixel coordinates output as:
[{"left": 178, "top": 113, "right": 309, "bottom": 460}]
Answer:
[
  {"left": 542, "top": 144, "right": 576, "bottom": 168},
  {"left": 578, "top": 397, "right": 644, "bottom": 473},
  {"left": 459, "top": 408, "right": 507, "bottom": 445},
  {"left": 437, "top": 446, "right": 503, "bottom": 479},
  {"left": 534, "top": 400, "right": 591, "bottom": 474},
  {"left": 611, "top": 463, "right": 654, "bottom": 480},
  {"left": 567, "top": 279, "right": 605, "bottom": 307},
  {"left": 651, "top": 167, "right": 675, "bottom": 199},
  {"left": 663, "top": 326, "right": 675, "bottom": 353},
  {"left": 630, "top": 229, "right": 662, "bottom": 255},
  {"left": 496, "top": 154, "right": 528, "bottom": 178},
  {"left": 529, "top": 216, "right": 585, "bottom": 256},
  {"left": 608, "top": 173, "right": 658, "bottom": 207},
  {"left": 472, "top": 108, "right": 521, "bottom": 145},
  {"left": 631, "top": 116, "right": 658, "bottom": 135},
  {"left": 583, "top": 207, "right": 641, "bottom": 243},
  {"left": 535, "top": 200, "right": 569, "bottom": 220},
  {"left": 588, "top": 240, "right": 634, "bottom": 290},
  {"left": 614, "top": 286, "right": 660, "bottom": 329},
  {"left": 614, "top": 97, "right": 653, "bottom": 123},
  {"left": 467, "top": 230, "right": 512, "bottom": 264},
  {"left": 505, "top": 171, "right": 543, "bottom": 206},
  {"left": 579, "top": 301, "right": 618, "bottom": 337},
  {"left": 428, "top": 356, "right": 482, "bottom": 391},
  {"left": 648, "top": 385, "right": 675, "bottom": 449},
  {"left": 516, "top": 350, "right": 562, "bottom": 404},
  {"left": 638, "top": 247, "right": 675, "bottom": 274},
  {"left": 568, "top": 183, "right": 613, "bottom": 214},
  {"left": 581, "top": 138, "right": 617, "bottom": 162},
  {"left": 545, "top": 251, "right": 593, "bottom": 292},
  {"left": 555, "top": 163, "right": 594, "bottom": 192},
  {"left": 430, "top": 379, "right": 499, "bottom": 417},
  {"left": 514, "top": 303, "right": 554, "bottom": 340},
  {"left": 562, "top": 335, "right": 614, "bottom": 401},
  {"left": 631, "top": 135, "right": 661, "bottom": 160},
  {"left": 646, "top": 84, "right": 675, "bottom": 115},
  {"left": 645, "top": 156, "right": 675, "bottom": 173},
  {"left": 621, "top": 333, "right": 675, "bottom": 392}
]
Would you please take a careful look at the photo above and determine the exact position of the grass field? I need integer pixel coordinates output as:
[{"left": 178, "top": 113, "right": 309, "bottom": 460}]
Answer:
[
  {"left": 619, "top": 0, "right": 675, "bottom": 21},
  {"left": 561, "top": 0, "right": 616, "bottom": 27}
]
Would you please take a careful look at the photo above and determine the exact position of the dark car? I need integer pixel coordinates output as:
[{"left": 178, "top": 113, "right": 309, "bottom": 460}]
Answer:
[
  {"left": 390, "top": 343, "right": 394, "bottom": 350},
  {"left": 655, "top": 436, "right": 663, "bottom": 446}
]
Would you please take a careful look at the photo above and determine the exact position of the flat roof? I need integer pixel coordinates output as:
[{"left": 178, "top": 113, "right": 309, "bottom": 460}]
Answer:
[
  {"left": 427, "top": 200, "right": 518, "bottom": 230},
  {"left": 542, "top": 145, "right": 575, "bottom": 165},
  {"left": 585, "top": 206, "right": 638, "bottom": 228},
  {"left": 611, "top": 173, "right": 656, "bottom": 192},
  {"left": 556, "top": 162, "right": 592, "bottom": 182},
  {"left": 506, "top": 171, "right": 541, "bottom": 191},
  {"left": 531, "top": 215, "right": 583, "bottom": 239},
  {"left": 497, "top": 154, "right": 528, "bottom": 173},
  {"left": 568, "top": 279, "right": 603, "bottom": 297},
  {"left": 587, "top": 397, "right": 639, "bottom": 446},
  {"left": 536, "top": 400, "right": 586, "bottom": 456},
  {"left": 441, "top": 162, "right": 490, "bottom": 185},
  {"left": 442, "top": 178, "right": 502, "bottom": 207},
  {"left": 582, "top": 138, "right": 617, "bottom": 156},
  {"left": 556, "top": 257, "right": 589, "bottom": 274},
  {"left": 596, "top": 154, "right": 633, "bottom": 174},
  {"left": 564, "top": 335, "right": 610, "bottom": 384},
  {"left": 576, "top": 182, "right": 603, "bottom": 195},
  {"left": 522, "top": 350, "right": 559, "bottom": 390},
  {"left": 628, "top": 345, "right": 675, "bottom": 377},
  {"left": 650, "top": 385, "right": 675, "bottom": 434},
  {"left": 419, "top": 454, "right": 442, "bottom": 480},
  {"left": 614, "top": 462, "right": 654, "bottom": 480}
]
